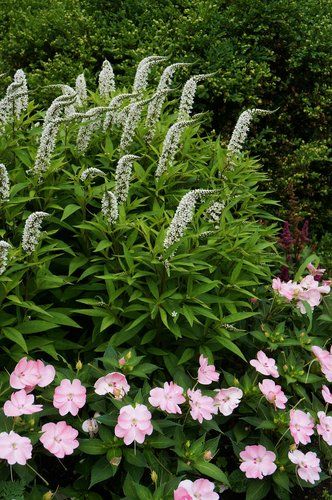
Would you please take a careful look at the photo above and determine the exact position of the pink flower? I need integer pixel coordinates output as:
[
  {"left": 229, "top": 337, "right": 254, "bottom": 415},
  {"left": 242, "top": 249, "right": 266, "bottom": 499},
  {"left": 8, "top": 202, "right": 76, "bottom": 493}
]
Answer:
[
  {"left": 297, "top": 275, "right": 330, "bottom": 314},
  {"left": 115, "top": 404, "right": 153, "bottom": 445},
  {"left": 3, "top": 389, "right": 43, "bottom": 416},
  {"left": 148, "top": 382, "right": 185, "bottom": 414},
  {"left": 249, "top": 351, "right": 279, "bottom": 378},
  {"left": 197, "top": 355, "right": 220, "bottom": 385},
  {"left": 174, "top": 479, "right": 219, "bottom": 500},
  {"left": 239, "top": 445, "right": 277, "bottom": 479},
  {"left": 316, "top": 411, "right": 332, "bottom": 445},
  {"left": 119, "top": 357, "right": 126, "bottom": 367},
  {"left": 40, "top": 421, "right": 79, "bottom": 458},
  {"left": 94, "top": 372, "right": 130, "bottom": 399},
  {"left": 82, "top": 413, "right": 100, "bottom": 437},
  {"left": 53, "top": 379, "right": 86, "bottom": 416},
  {"left": 258, "top": 379, "right": 287, "bottom": 409},
  {"left": 0, "top": 431, "right": 32, "bottom": 465},
  {"left": 307, "top": 263, "right": 325, "bottom": 279},
  {"left": 214, "top": 387, "right": 243, "bottom": 416},
  {"left": 312, "top": 345, "right": 332, "bottom": 382},
  {"left": 288, "top": 450, "right": 321, "bottom": 484},
  {"left": 289, "top": 409, "right": 315, "bottom": 445},
  {"left": 322, "top": 385, "right": 332, "bottom": 404},
  {"left": 187, "top": 389, "right": 217, "bottom": 423},
  {"left": 9, "top": 357, "right": 55, "bottom": 391},
  {"left": 272, "top": 278, "right": 297, "bottom": 301}
]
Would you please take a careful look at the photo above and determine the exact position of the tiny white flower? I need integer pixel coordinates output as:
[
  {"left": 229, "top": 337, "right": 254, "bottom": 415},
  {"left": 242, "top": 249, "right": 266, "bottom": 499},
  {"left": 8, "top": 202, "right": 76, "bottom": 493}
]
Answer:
[
  {"left": 75, "top": 73, "right": 88, "bottom": 106},
  {"left": 178, "top": 73, "right": 215, "bottom": 119},
  {"left": 80, "top": 167, "right": 106, "bottom": 182},
  {"left": 115, "top": 154, "right": 140, "bottom": 203},
  {"left": 98, "top": 60, "right": 115, "bottom": 98},
  {"left": 101, "top": 191, "right": 118, "bottom": 225},
  {"left": 0, "top": 163, "right": 10, "bottom": 201},
  {"left": 132, "top": 55, "right": 167, "bottom": 94},
  {"left": 22, "top": 212, "right": 49, "bottom": 254},
  {"left": 0, "top": 240, "right": 11, "bottom": 275}
]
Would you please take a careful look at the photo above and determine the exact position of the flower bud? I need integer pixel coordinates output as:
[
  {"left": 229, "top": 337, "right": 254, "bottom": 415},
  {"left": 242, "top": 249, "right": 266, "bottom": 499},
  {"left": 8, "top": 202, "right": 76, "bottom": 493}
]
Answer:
[
  {"left": 151, "top": 470, "right": 158, "bottom": 483},
  {"left": 76, "top": 360, "right": 83, "bottom": 371},
  {"left": 119, "top": 357, "right": 126, "bottom": 367},
  {"left": 110, "top": 456, "right": 122, "bottom": 466},
  {"left": 43, "top": 492, "right": 53, "bottom": 500},
  {"left": 289, "top": 443, "right": 297, "bottom": 451},
  {"left": 204, "top": 450, "right": 212, "bottom": 461},
  {"left": 125, "top": 351, "right": 132, "bottom": 360}
]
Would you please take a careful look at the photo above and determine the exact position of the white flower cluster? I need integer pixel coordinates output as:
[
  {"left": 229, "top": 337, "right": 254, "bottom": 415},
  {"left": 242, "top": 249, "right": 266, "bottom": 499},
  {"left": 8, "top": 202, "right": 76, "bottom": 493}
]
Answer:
[
  {"left": 80, "top": 167, "right": 106, "bottom": 182},
  {"left": 178, "top": 73, "right": 215, "bottom": 119},
  {"left": 22, "top": 212, "right": 49, "bottom": 254},
  {"left": 156, "top": 118, "right": 199, "bottom": 178},
  {"left": 0, "top": 240, "right": 11, "bottom": 275},
  {"left": 31, "top": 118, "right": 62, "bottom": 177},
  {"left": 103, "top": 93, "right": 137, "bottom": 131},
  {"left": 227, "top": 108, "right": 274, "bottom": 156},
  {"left": 132, "top": 56, "right": 166, "bottom": 94},
  {"left": 0, "top": 163, "right": 10, "bottom": 201},
  {"left": 44, "top": 87, "right": 77, "bottom": 125},
  {"left": 146, "top": 63, "right": 190, "bottom": 139},
  {"left": 163, "top": 189, "right": 217, "bottom": 251},
  {"left": 76, "top": 107, "right": 108, "bottom": 153},
  {"left": 75, "top": 73, "right": 88, "bottom": 106},
  {"left": 0, "top": 69, "right": 28, "bottom": 128},
  {"left": 204, "top": 201, "right": 225, "bottom": 225},
  {"left": 119, "top": 96, "right": 154, "bottom": 152},
  {"left": 115, "top": 154, "right": 140, "bottom": 203},
  {"left": 101, "top": 191, "right": 118, "bottom": 225},
  {"left": 98, "top": 60, "right": 115, "bottom": 99}
]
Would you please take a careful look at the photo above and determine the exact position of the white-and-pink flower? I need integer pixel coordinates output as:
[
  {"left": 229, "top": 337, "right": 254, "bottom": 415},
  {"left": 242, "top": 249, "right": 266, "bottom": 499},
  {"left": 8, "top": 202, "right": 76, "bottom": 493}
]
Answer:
[
  {"left": 312, "top": 345, "right": 332, "bottom": 382},
  {"left": 3, "top": 389, "right": 43, "bottom": 416},
  {"left": 53, "top": 379, "right": 86, "bottom": 416},
  {"left": 187, "top": 389, "right": 217, "bottom": 423},
  {"left": 94, "top": 372, "right": 130, "bottom": 399},
  {"left": 115, "top": 404, "right": 153, "bottom": 445},
  {"left": 239, "top": 445, "right": 277, "bottom": 479},
  {"left": 259, "top": 379, "right": 287, "bottom": 409},
  {"left": 148, "top": 382, "right": 185, "bottom": 414},
  {"left": 0, "top": 431, "right": 32, "bottom": 465},
  {"left": 249, "top": 351, "right": 279, "bottom": 378},
  {"left": 9, "top": 357, "right": 55, "bottom": 391},
  {"left": 288, "top": 450, "right": 321, "bottom": 484},
  {"left": 289, "top": 409, "right": 315, "bottom": 445},
  {"left": 316, "top": 411, "right": 332, "bottom": 445},
  {"left": 174, "top": 478, "right": 219, "bottom": 499},
  {"left": 322, "top": 385, "right": 332, "bottom": 404},
  {"left": 40, "top": 421, "right": 79, "bottom": 458},
  {"left": 197, "top": 355, "right": 219, "bottom": 385},
  {"left": 214, "top": 387, "right": 243, "bottom": 416}
]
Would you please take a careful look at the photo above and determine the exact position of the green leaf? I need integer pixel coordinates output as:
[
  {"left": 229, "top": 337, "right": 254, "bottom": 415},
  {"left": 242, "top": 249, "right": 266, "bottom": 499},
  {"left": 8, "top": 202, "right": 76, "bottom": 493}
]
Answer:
[
  {"left": 147, "top": 435, "right": 175, "bottom": 449},
  {"left": 194, "top": 460, "right": 229, "bottom": 486},
  {"left": 79, "top": 439, "right": 106, "bottom": 455},
  {"left": 2, "top": 327, "right": 28, "bottom": 352},
  {"left": 89, "top": 457, "right": 117, "bottom": 487},
  {"left": 61, "top": 204, "right": 81, "bottom": 221},
  {"left": 16, "top": 321, "right": 58, "bottom": 334},
  {"left": 216, "top": 336, "right": 246, "bottom": 361},
  {"left": 222, "top": 312, "right": 258, "bottom": 323},
  {"left": 273, "top": 470, "right": 290, "bottom": 491},
  {"left": 246, "top": 479, "right": 271, "bottom": 500}
]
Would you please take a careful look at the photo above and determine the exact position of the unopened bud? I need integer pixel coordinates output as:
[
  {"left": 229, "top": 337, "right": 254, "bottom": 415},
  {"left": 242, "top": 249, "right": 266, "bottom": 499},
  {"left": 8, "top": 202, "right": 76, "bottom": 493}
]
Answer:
[
  {"left": 43, "top": 492, "right": 53, "bottom": 500},
  {"left": 151, "top": 470, "right": 158, "bottom": 483},
  {"left": 289, "top": 443, "right": 297, "bottom": 451},
  {"left": 110, "top": 456, "right": 122, "bottom": 466},
  {"left": 76, "top": 360, "right": 83, "bottom": 371},
  {"left": 119, "top": 357, "right": 126, "bottom": 367},
  {"left": 279, "top": 465, "right": 285, "bottom": 472},
  {"left": 204, "top": 450, "right": 212, "bottom": 461},
  {"left": 185, "top": 440, "right": 191, "bottom": 448},
  {"left": 125, "top": 351, "right": 132, "bottom": 360},
  {"left": 283, "top": 365, "right": 288, "bottom": 371}
]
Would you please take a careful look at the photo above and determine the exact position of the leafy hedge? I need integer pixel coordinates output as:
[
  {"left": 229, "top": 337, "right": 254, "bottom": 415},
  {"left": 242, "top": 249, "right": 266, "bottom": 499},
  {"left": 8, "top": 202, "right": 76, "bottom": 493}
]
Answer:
[{"left": 0, "top": 0, "right": 331, "bottom": 240}]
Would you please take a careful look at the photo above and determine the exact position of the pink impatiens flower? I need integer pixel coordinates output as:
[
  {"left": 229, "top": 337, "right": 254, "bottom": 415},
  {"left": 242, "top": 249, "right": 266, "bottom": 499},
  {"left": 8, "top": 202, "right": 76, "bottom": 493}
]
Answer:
[
  {"left": 322, "top": 385, "right": 332, "bottom": 404},
  {"left": 289, "top": 409, "right": 315, "bottom": 445},
  {"left": 115, "top": 404, "right": 153, "bottom": 445},
  {"left": 187, "top": 388, "right": 217, "bottom": 423},
  {"left": 259, "top": 379, "right": 287, "bottom": 409},
  {"left": 272, "top": 278, "right": 297, "bottom": 301},
  {"left": 239, "top": 445, "right": 277, "bottom": 479},
  {"left": 0, "top": 431, "right": 32, "bottom": 465},
  {"left": 297, "top": 275, "right": 330, "bottom": 314},
  {"left": 197, "top": 355, "right": 220, "bottom": 385},
  {"left": 148, "top": 382, "right": 185, "bottom": 414},
  {"left": 3, "top": 389, "right": 43, "bottom": 417},
  {"left": 288, "top": 450, "right": 321, "bottom": 484},
  {"left": 10, "top": 357, "right": 55, "bottom": 391},
  {"left": 174, "top": 479, "right": 219, "bottom": 500},
  {"left": 40, "top": 421, "right": 79, "bottom": 458},
  {"left": 307, "top": 263, "right": 325, "bottom": 279},
  {"left": 316, "top": 411, "right": 332, "bottom": 445},
  {"left": 94, "top": 372, "right": 130, "bottom": 399},
  {"left": 249, "top": 351, "right": 279, "bottom": 378},
  {"left": 312, "top": 345, "right": 332, "bottom": 382},
  {"left": 214, "top": 387, "right": 243, "bottom": 416},
  {"left": 53, "top": 379, "right": 86, "bottom": 416}
]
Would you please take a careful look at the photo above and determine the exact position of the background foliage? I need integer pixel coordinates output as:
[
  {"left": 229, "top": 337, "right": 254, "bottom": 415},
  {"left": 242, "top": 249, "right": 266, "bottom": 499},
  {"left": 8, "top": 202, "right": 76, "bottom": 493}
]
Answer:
[{"left": 0, "top": 0, "right": 331, "bottom": 242}]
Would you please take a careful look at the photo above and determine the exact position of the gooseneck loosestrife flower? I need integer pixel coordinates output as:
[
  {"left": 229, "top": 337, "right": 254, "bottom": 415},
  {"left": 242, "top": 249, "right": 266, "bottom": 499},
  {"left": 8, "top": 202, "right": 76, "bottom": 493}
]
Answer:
[
  {"left": 163, "top": 189, "right": 217, "bottom": 252},
  {"left": 146, "top": 62, "right": 191, "bottom": 139},
  {"left": 22, "top": 212, "right": 49, "bottom": 254},
  {"left": 0, "top": 240, "right": 11, "bottom": 275},
  {"left": 101, "top": 191, "right": 119, "bottom": 225},
  {"left": 12, "top": 69, "right": 28, "bottom": 119},
  {"left": 80, "top": 167, "right": 106, "bottom": 182},
  {"left": 75, "top": 73, "right": 88, "bottom": 105},
  {"left": 119, "top": 95, "right": 158, "bottom": 152},
  {"left": 155, "top": 116, "right": 202, "bottom": 177},
  {"left": 44, "top": 87, "right": 77, "bottom": 125},
  {"left": 227, "top": 108, "right": 274, "bottom": 157},
  {"left": 98, "top": 59, "right": 116, "bottom": 98},
  {"left": 76, "top": 106, "right": 109, "bottom": 153},
  {"left": 115, "top": 154, "right": 140, "bottom": 203},
  {"left": 204, "top": 201, "right": 225, "bottom": 225},
  {"left": 132, "top": 55, "right": 167, "bottom": 93},
  {"left": 178, "top": 73, "right": 215, "bottom": 119},
  {"left": 0, "top": 163, "right": 10, "bottom": 201},
  {"left": 103, "top": 92, "right": 137, "bottom": 130}
]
